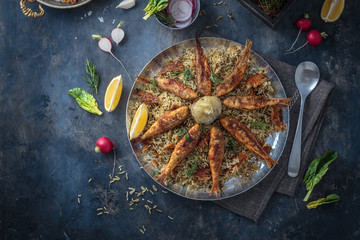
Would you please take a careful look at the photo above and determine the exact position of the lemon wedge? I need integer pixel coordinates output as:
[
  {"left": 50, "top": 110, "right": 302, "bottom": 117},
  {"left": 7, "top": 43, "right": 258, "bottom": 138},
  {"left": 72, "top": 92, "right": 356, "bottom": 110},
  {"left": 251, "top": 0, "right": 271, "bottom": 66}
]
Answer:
[
  {"left": 129, "top": 103, "right": 148, "bottom": 140},
  {"left": 126, "top": 114, "right": 131, "bottom": 136},
  {"left": 104, "top": 75, "right": 123, "bottom": 112},
  {"left": 321, "top": 0, "right": 345, "bottom": 23}
]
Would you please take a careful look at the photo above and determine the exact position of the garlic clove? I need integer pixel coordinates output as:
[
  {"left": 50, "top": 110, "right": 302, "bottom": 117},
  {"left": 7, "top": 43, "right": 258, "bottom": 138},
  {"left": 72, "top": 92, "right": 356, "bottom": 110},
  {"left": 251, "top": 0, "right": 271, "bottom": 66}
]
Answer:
[{"left": 116, "top": 0, "right": 136, "bottom": 9}]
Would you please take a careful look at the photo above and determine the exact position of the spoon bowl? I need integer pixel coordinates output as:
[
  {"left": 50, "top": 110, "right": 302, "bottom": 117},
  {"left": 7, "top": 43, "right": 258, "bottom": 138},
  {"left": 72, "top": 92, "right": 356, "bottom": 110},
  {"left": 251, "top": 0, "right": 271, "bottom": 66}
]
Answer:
[
  {"left": 288, "top": 61, "right": 320, "bottom": 177},
  {"left": 295, "top": 62, "right": 320, "bottom": 97}
]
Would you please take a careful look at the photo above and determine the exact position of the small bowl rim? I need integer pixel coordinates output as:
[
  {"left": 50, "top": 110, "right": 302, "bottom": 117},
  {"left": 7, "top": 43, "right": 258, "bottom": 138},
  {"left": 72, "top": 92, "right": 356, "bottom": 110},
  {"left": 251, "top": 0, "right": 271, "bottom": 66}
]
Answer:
[{"left": 155, "top": 0, "right": 201, "bottom": 30}]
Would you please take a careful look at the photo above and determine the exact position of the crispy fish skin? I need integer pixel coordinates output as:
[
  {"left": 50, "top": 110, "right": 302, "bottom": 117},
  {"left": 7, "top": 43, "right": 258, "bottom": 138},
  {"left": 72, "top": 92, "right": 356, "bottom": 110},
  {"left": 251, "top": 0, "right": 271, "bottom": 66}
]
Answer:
[
  {"left": 140, "top": 106, "right": 189, "bottom": 140},
  {"left": 271, "top": 105, "right": 286, "bottom": 131},
  {"left": 219, "top": 116, "right": 278, "bottom": 169},
  {"left": 208, "top": 127, "right": 225, "bottom": 196},
  {"left": 245, "top": 74, "right": 268, "bottom": 88},
  {"left": 136, "top": 76, "right": 198, "bottom": 101},
  {"left": 216, "top": 40, "right": 252, "bottom": 97},
  {"left": 158, "top": 59, "right": 185, "bottom": 75},
  {"left": 156, "top": 124, "right": 201, "bottom": 184},
  {"left": 136, "top": 89, "right": 160, "bottom": 107},
  {"left": 223, "top": 96, "right": 292, "bottom": 111},
  {"left": 195, "top": 33, "right": 212, "bottom": 96}
]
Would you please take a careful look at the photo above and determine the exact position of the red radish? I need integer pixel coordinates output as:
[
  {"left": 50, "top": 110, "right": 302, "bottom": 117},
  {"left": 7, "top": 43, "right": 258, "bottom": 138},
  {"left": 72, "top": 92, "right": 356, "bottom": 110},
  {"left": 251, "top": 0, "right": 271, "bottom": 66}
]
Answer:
[
  {"left": 111, "top": 21, "right": 125, "bottom": 46},
  {"left": 94, "top": 137, "right": 117, "bottom": 181},
  {"left": 307, "top": 30, "right": 327, "bottom": 45},
  {"left": 286, "top": 13, "right": 312, "bottom": 52},
  {"left": 169, "top": 0, "right": 192, "bottom": 22},
  {"left": 286, "top": 30, "right": 328, "bottom": 55},
  {"left": 92, "top": 34, "right": 131, "bottom": 81},
  {"left": 95, "top": 137, "right": 115, "bottom": 154}
]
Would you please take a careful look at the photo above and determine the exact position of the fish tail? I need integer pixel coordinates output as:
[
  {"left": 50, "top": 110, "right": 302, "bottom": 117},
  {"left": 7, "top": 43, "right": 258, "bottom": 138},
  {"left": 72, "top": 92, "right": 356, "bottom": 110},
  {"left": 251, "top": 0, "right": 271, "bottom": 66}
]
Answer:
[
  {"left": 195, "top": 32, "right": 201, "bottom": 46},
  {"left": 155, "top": 171, "right": 169, "bottom": 184},
  {"left": 245, "top": 39, "right": 253, "bottom": 51},
  {"left": 136, "top": 75, "right": 151, "bottom": 83},
  {"left": 264, "top": 156, "right": 278, "bottom": 169},
  {"left": 209, "top": 182, "right": 220, "bottom": 196},
  {"left": 276, "top": 98, "right": 292, "bottom": 107}
]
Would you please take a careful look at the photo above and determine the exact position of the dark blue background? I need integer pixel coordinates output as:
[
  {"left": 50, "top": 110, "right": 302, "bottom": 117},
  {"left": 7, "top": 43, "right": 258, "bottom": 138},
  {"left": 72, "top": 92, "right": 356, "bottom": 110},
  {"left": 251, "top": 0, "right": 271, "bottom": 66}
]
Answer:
[{"left": 1, "top": 0, "right": 359, "bottom": 239}]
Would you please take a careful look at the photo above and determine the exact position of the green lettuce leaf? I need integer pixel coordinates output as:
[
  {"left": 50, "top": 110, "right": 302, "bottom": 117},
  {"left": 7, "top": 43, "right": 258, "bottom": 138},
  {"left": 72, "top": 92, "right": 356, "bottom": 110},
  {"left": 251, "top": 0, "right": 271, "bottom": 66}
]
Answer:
[{"left": 68, "top": 88, "right": 102, "bottom": 115}]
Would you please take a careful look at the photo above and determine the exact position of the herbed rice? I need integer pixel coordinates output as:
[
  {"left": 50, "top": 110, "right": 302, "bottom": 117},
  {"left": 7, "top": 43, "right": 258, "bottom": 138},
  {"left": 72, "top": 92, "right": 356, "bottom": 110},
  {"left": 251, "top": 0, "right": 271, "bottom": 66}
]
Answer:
[{"left": 129, "top": 45, "right": 279, "bottom": 193}]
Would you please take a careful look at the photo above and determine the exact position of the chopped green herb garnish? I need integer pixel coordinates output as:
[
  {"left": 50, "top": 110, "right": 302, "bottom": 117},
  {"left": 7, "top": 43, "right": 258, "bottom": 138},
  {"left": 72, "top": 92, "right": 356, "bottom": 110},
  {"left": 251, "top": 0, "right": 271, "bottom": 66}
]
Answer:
[
  {"left": 151, "top": 168, "right": 159, "bottom": 176},
  {"left": 82, "top": 59, "right": 99, "bottom": 94},
  {"left": 150, "top": 77, "right": 158, "bottom": 91},
  {"left": 227, "top": 137, "right": 238, "bottom": 153},
  {"left": 251, "top": 120, "right": 268, "bottom": 130},
  {"left": 185, "top": 134, "right": 192, "bottom": 142},
  {"left": 177, "top": 127, "right": 187, "bottom": 138},
  {"left": 186, "top": 156, "right": 199, "bottom": 177},
  {"left": 209, "top": 71, "right": 222, "bottom": 84},
  {"left": 183, "top": 67, "right": 192, "bottom": 83},
  {"left": 177, "top": 127, "right": 192, "bottom": 142},
  {"left": 171, "top": 67, "right": 192, "bottom": 83},
  {"left": 171, "top": 71, "right": 182, "bottom": 75}
]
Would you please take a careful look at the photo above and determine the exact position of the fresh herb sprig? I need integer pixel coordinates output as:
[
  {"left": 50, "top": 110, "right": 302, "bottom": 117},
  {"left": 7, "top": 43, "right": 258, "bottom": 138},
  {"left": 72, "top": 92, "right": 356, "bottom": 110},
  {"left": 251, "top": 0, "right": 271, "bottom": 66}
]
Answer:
[
  {"left": 209, "top": 71, "right": 222, "bottom": 84},
  {"left": 171, "top": 67, "right": 192, "bottom": 83},
  {"left": 183, "top": 67, "right": 192, "bottom": 83},
  {"left": 177, "top": 127, "right": 192, "bottom": 142},
  {"left": 251, "top": 120, "right": 268, "bottom": 130},
  {"left": 306, "top": 194, "right": 340, "bottom": 209},
  {"left": 82, "top": 59, "right": 99, "bottom": 94},
  {"left": 303, "top": 151, "right": 338, "bottom": 202},
  {"left": 155, "top": 11, "right": 176, "bottom": 27},
  {"left": 150, "top": 77, "right": 158, "bottom": 91},
  {"left": 227, "top": 137, "right": 238, "bottom": 153},
  {"left": 186, "top": 156, "right": 199, "bottom": 177}
]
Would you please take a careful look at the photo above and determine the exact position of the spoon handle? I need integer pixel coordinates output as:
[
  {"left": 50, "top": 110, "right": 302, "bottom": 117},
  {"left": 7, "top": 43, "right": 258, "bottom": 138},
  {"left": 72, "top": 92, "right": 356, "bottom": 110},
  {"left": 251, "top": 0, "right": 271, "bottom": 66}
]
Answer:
[{"left": 288, "top": 97, "right": 305, "bottom": 177}]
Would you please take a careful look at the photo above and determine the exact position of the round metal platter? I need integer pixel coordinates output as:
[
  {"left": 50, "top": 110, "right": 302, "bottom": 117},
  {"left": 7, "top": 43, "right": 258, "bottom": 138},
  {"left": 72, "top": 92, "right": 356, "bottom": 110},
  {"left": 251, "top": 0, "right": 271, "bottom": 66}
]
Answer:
[
  {"left": 126, "top": 37, "right": 290, "bottom": 201},
  {"left": 37, "top": 0, "right": 91, "bottom": 9}
]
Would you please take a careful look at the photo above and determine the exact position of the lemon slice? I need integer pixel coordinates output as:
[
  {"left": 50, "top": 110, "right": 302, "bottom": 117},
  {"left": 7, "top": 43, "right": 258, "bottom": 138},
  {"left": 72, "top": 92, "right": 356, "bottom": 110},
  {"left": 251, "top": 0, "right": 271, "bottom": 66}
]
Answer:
[
  {"left": 104, "top": 75, "right": 123, "bottom": 112},
  {"left": 129, "top": 103, "right": 148, "bottom": 140},
  {"left": 321, "top": 0, "right": 345, "bottom": 23}
]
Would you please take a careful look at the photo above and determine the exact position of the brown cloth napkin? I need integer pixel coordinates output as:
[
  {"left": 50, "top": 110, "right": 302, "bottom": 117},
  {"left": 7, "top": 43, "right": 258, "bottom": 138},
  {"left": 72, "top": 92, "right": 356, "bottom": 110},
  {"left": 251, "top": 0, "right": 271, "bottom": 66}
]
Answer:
[{"left": 215, "top": 55, "right": 334, "bottom": 222}]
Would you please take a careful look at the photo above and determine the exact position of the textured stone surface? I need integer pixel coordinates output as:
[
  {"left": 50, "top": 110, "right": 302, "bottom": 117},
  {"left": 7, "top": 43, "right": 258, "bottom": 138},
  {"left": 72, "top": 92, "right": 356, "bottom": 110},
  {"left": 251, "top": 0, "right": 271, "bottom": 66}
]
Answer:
[{"left": 0, "top": 0, "right": 359, "bottom": 239}]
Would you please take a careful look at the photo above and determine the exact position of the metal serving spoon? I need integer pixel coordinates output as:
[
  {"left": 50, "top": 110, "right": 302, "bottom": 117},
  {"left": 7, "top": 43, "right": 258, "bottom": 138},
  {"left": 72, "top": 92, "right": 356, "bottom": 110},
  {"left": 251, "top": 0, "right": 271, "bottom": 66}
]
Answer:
[{"left": 288, "top": 61, "right": 320, "bottom": 177}]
